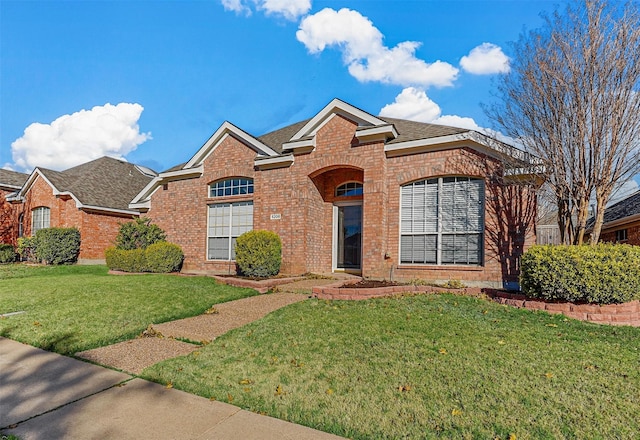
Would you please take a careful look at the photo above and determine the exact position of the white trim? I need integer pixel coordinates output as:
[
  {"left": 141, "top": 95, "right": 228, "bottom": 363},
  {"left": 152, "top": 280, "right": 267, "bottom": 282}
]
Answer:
[
  {"left": 600, "top": 213, "right": 640, "bottom": 231},
  {"left": 281, "top": 138, "right": 315, "bottom": 153},
  {"left": 355, "top": 124, "right": 398, "bottom": 143},
  {"left": 290, "top": 98, "right": 388, "bottom": 141},
  {"left": 185, "top": 121, "right": 279, "bottom": 169},
  {"left": 254, "top": 154, "right": 295, "bottom": 170}
]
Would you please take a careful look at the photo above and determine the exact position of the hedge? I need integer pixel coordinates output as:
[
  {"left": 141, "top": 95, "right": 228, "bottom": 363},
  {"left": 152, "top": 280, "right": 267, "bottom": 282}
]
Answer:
[
  {"left": 0, "top": 244, "right": 16, "bottom": 264},
  {"left": 520, "top": 244, "right": 640, "bottom": 304},
  {"left": 115, "top": 217, "right": 166, "bottom": 250},
  {"left": 235, "top": 230, "right": 282, "bottom": 278},
  {"left": 105, "top": 242, "right": 183, "bottom": 273}
]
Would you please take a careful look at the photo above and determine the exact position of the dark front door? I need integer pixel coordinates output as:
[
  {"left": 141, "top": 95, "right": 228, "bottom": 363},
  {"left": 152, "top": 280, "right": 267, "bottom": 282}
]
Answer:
[{"left": 337, "top": 204, "right": 362, "bottom": 270}]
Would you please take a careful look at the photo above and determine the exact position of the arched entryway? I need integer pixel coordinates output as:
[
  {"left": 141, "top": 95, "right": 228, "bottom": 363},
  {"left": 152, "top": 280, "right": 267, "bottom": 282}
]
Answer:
[{"left": 309, "top": 166, "right": 364, "bottom": 274}]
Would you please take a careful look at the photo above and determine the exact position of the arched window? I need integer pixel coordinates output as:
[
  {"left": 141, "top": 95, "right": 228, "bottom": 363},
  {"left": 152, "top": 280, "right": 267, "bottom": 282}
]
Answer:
[
  {"left": 32, "top": 207, "right": 50, "bottom": 234},
  {"left": 18, "top": 213, "right": 24, "bottom": 238},
  {"left": 400, "top": 177, "right": 484, "bottom": 265},
  {"left": 335, "top": 182, "right": 363, "bottom": 197},
  {"left": 209, "top": 178, "right": 253, "bottom": 198}
]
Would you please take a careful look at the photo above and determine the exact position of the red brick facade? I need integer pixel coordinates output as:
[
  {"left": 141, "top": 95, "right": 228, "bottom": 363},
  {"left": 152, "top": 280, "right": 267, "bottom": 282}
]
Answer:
[
  {"left": 143, "top": 103, "right": 537, "bottom": 287},
  {"left": 21, "top": 175, "right": 135, "bottom": 260},
  {"left": 598, "top": 220, "right": 640, "bottom": 246}
]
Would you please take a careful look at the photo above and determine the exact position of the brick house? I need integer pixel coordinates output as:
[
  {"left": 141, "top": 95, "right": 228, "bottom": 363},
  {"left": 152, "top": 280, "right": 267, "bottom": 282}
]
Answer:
[
  {"left": 131, "top": 99, "right": 537, "bottom": 287},
  {"left": 0, "top": 169, "right": 29, "bottom": 245},
  {"left": 589, "top": 190, "right": 640, "bottom": 245},
  {"left": 8, "top": 156, "right": 156, "bottom": 262}
]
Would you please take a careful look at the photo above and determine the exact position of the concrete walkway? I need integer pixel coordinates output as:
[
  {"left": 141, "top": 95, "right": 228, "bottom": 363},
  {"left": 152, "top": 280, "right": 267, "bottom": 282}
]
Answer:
[{"left": 0, "top": 337, "right": 345, "bottom": 439}]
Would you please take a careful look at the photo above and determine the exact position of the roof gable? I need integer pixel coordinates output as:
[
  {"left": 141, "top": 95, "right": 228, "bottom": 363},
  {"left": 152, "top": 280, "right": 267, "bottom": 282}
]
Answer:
[
  {"left": 184, "top": 121, "right": 279, "bottom": 169},
  {"left": 15, "top": 157, "right": 156, "bottom": 214}
]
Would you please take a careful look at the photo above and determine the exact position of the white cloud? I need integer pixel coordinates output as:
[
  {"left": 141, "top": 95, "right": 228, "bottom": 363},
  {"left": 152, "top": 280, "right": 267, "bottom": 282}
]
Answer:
[
  {"left": 10, "top": 103, "right": 151, "bottom": 172},
  {"left": 297, "top": 8, "right": 458, "bottom": 87},
  {"left": 460, "top": 42, "right": 510, "bottom": 75},
  {"left": 379, "top": 87, "right": 441, "bottom": 122},
  {"left": 221, "top": 0, "right": 311, "bottom": 21},
  {"left": 379, "top": 87, "right": 483, "bottom": 132}
]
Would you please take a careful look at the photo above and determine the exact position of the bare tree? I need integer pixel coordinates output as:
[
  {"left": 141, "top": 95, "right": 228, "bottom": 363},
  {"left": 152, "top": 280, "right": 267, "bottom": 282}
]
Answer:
[{"left": 487, "top": 0, "right": 640, "bottom": 244}]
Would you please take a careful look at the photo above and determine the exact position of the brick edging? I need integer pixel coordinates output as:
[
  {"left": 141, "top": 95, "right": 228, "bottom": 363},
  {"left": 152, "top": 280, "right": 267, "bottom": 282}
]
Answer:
[
  {"left": 210, "top": 275, "right": 303, "bottom": 294},
  {"left": 486, "top": 291, "right": 640, "bottom": 327},
  {"left": 312, "top": 283, "right": 640, "bottom": 327}
]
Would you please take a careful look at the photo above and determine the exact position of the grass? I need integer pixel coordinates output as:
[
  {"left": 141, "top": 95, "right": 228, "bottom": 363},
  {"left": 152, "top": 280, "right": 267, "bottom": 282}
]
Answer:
[
  {"left": 0, "top": 264, "right": 257, "bottom": 355},
  {"left": 141, "top": 294, "right": 640, "bottom": 439}
]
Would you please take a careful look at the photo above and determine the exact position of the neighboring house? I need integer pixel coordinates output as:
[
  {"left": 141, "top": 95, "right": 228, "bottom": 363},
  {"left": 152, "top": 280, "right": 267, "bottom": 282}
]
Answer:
[
  {"left": 588, "top": 190, "right": 640, "bottom": 245},
  {"left": 9, "top": 157, "right": 157, "bottom": 262},
  {"left": 131, "top": 99, "right": 538, "bottom": 287},
  {"left": 0, "top": 169, "right": 29, "bottom": 245}
]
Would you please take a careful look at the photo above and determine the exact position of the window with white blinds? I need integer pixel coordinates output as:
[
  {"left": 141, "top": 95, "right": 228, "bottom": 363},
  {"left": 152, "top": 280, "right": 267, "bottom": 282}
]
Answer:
[
  {"left": 32, "top": 207, "right": 50, "bottom": 235},
  {"left": 207, "top": 201, "right": 253, "bottom": 260},
  {"left": 400, "top": 177, "right": 483, "bottom": 265}
]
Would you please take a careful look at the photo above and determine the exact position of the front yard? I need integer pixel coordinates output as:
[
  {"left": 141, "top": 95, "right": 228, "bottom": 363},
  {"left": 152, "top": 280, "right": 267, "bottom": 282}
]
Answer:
[
  {"left": 0, "top": 265, "right": 257, "bottom": 354},
  {"left": 2, "top": 265, "right": 639, "bottom": 439}
]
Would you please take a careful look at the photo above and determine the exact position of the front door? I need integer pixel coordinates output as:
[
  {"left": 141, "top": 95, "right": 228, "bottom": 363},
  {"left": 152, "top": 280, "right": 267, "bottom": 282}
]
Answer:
[{"left": 334, "top": 203, "right": 362, "bottom": 271}]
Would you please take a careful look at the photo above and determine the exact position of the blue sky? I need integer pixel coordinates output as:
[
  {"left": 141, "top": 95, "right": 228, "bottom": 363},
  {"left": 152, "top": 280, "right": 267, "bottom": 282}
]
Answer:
[{"left": 0, "top": 0, "right": 597, "bottom": 177}]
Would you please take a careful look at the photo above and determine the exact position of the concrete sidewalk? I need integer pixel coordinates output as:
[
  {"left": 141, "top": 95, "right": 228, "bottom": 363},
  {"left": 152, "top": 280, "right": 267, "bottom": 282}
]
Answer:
[{"left": 0, "top": 338, "right": 345, "bottom": 439}]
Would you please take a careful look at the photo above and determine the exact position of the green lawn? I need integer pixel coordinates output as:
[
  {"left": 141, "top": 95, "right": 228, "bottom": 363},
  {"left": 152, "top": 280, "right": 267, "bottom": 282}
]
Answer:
[
  {"left": 0, "top": 264, "right": 257, "bottom": 354},
  {"left": 142, "top": 294, "right": 640, "bottom": 440}
]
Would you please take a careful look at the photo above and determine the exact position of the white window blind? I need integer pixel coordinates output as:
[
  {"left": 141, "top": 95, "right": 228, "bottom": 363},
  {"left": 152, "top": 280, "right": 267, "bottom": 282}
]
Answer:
[
  {"left": 32, "top": 207, "right": 50, "bottom": 234},
  {"left": 400, "top": 177, "right": 483, "bottom": 265},
  {"left": 207, "top": 201, "right": 253, "bottom": 260}
]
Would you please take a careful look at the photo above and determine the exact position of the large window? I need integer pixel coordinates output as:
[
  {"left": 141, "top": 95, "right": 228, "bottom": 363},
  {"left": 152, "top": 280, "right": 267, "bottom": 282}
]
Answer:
[
  {"left": 32, "top": 207, "right": 50, "bottom": 235},
  {"left": 209, "top": 178, "right": 253, "bottom": 198},
  {"left": 400, "top": 177, "right": 484, "bottom": 265},
  {"left": 207, "top": 201, "right": 253, "bottom": 260}
]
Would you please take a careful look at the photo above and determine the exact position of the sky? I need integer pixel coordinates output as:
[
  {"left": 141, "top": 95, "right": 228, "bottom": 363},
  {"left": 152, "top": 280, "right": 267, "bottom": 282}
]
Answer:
[{"left": 1, "top": 0, "right": 638, "bottom": 197}]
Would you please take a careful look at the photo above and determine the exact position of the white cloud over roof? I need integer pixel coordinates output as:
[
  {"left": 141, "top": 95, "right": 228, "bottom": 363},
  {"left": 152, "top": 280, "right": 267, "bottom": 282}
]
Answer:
[
  {"left": 221, "top": 0, "right": 311, "bottom": 21},
  {"left": 296, "top": 8, "right": 459, "bottom": 87},
  {"left": 460, "top": 42, "right": 510, "bottom": 75},
  {"left": 10, "top": 103, "right": 151, "bottom": 172},
  {"left": 379, "top": 87, "right": 483, "bottom": 131}
]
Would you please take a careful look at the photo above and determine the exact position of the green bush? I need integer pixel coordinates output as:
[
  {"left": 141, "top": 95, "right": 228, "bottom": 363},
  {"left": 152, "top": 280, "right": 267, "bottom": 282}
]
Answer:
[
  {"left": 0, "top": 243, "right": 16, "bottom": 263},
  {"left": 520, "top": 244, "right": 640, "bottom": 304},
  {"left": 235, "top": 230, "right": 282, "bottom": 278},
  {"left": 115, "top": 217, "right": 166, "bottom": 250},
  {"left": 106, "top": 242, "right": 184, "bottom": 273},
  {"left": 34, "top": 228, "right": 81, "bottom": 265},
  {"left": 17, "top": 237, "right": 37, "bottom": 262},
  {"left": 105, "top": 247, "right": 146, "bottom": 272},
  {"left": 145, "top": 242, "right": 184, "bottom": 273}
]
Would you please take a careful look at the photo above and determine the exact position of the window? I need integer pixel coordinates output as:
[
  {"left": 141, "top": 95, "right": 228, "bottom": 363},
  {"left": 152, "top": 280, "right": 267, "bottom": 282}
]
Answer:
[
  {"left": 209, "top": 178, "right": 253, "bottom": 198},
  {"left": 400, "top": 177, "right": 484, "bottom": 265},
  {"left": 32, "top": 207, "right": 50, "bottom": 234},
  {"left": 18, "top": 213, "right": 24, "bottom": 238},
  {"left": 616, "top": 229, "right": 628, "bottom": 242},
  {"left": 207, "top": 201, "right": 253, "bottom": 260},
  {"left": 336, "top": 182, "right": 363, "bottom": 197}
]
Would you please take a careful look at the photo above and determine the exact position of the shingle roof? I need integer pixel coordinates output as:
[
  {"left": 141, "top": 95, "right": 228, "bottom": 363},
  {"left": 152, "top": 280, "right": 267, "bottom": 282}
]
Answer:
[
  {"left": 37, "top": 157, "right": 156, "bottom": 211},
  {"left": 257, "top": 119, "right": 311, "bottom": 154},
  {"left": 588, "top": 190, "right": 640, "bottom": 228},
  {"left": 0, "top": 169, "right": 29, "bottom": 189},
  {"left": 378, "top": 117, "right": 469, "bottom": 144}
]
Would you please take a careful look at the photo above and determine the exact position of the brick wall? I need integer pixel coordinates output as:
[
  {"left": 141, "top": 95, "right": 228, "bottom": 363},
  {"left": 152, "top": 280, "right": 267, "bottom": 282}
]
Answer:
[
  {"left": 599, "top": 219, "right": 640, "bottom": 246},
  {"left": 0, "top": 188, "right": 23, "bottom": 246}
]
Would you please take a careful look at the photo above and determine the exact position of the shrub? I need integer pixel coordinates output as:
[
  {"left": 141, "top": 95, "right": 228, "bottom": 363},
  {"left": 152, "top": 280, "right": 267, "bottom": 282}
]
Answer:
[
  {"left": 17, "top": 237, "right": 37, "bottom": 262},
  {"left": 520, "top": 244, "right": 640, "bottom": 304},
  {"left": 105, "top": 242, "right": 184, "bottom": 273},
  {"left": 0, "top": 243, "right": 16, "bottom": 263},
  {"left": 34, "top": 228, "right": 81, "bottom": 265},
  {"left": 145, "top": 242, "right": 184, "bottom": 273},
  {"left": 105, "top": 247, "right": 146, "bottom": 273},
  {"left": 235, "top": 230, "right": 282, "bottom": 278},
  {"left": 115, "top": 217, "right": 166, "bottom": 250}
]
